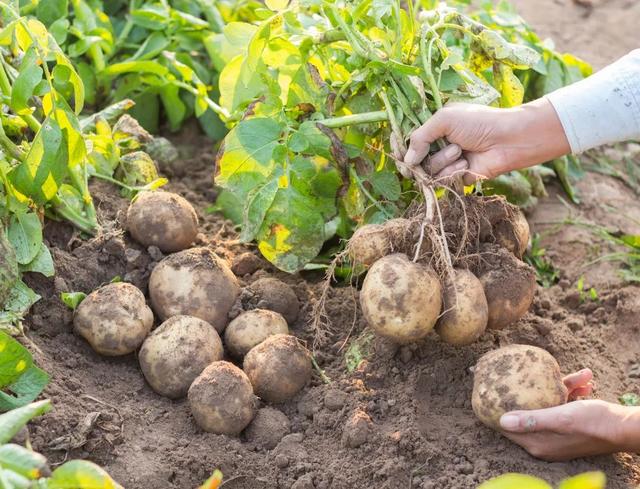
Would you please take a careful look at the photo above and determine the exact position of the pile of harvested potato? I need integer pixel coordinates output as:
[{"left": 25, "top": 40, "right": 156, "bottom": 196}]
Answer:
[{"left": 72, "top": 190, "right": 312, "bottom": 436}]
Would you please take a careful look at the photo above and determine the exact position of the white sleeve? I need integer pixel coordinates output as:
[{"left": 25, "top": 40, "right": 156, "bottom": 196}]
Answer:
[{"left": 545, "top": 49, "right": 640, "bottom": 154}]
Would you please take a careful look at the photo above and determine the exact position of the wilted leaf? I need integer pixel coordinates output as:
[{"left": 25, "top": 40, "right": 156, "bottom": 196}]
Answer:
[
  {"left": 477, "top": 473, "right": 552, "bottom": 489},
  {"left": 558, "top": 472, "right": 606, "bottom": 489}
]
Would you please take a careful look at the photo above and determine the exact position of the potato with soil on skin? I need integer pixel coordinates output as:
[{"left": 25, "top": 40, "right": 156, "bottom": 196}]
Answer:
[
  {"left": 244, "top": 277, "right": 300, "bottom": 325},
  {"left": 188, "top": 361, "right": 257, "bottom": 435},
  {"left": 149, "top": 247, "right": 239, "bottom": 333},
  {"left": 348, "top": 224, "right": 390, "bottom": 267},
  {"left": 472, "top": 344, "right": 568, "bottom": 430},
  {"left": 382, "top": 218, "right": 427, "bottom": 255},
  {"left": 360, "top": 253, "right": 442, "bottom": 344},
  {"left": 139, "top": 316, "right": 224, "bottom": 399},
  {"left": 493, "top": 207, "right": 530, "bottom": 258},
  {"left": 243, "top": 334, "right": 312, "bottom": 403},
  {"left": 435, "top": 269, "right": 488, "bottom": 346},
  {"left": 127, "top": 190, "right": 198, "bottom": 253},
  {"left": 224, "top": 309, "right": 289, "bottom": 359},
  {"left": 478, "top": 244, "right": 536, "bottom": 330},
  {"left": 74, "top": 282, "right": 153, "bottom": 356}
]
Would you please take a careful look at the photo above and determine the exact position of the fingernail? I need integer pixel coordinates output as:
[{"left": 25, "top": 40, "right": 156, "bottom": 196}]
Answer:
[
  {"left": 454, "top": 160, "right": 468, "bottom": 171},
  {"left": 404, "top": 148, "right": 419, "bottom": 166},
  {"left": 445, "top": 145, "right": 460, "bottom": 159},
  {"left": 500, "top": 414, "right": 520, "bottom": 431}
]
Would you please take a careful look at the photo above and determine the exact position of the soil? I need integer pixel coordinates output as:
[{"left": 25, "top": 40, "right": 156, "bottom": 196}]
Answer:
[{"left": 13, "top": 2, "right": 640, "bottom": 488}]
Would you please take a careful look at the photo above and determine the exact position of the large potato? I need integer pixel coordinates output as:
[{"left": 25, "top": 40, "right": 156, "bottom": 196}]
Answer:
[
  {"left": 478, "top": 245, "right": 536, "bottom": 330},
  {"left": 435, "top": 269, "right": 488, "bottom": 346},
  {"left": 494, "top": 208, "right": 530, "bottom": 258},
  {"left": 348, "top": 224, "right": 390, "bottom": 267},
  {"left": 360, "top": 254, "right": 442, "bottom": 344},
  {"left": 245, "top": 278, "right": 299, "bottom": 324},
  {"left": 224, "top": 309, "right": 289, "bottom": 359},
  {"left": 472, "top": 345, "right": 568, "bottom": 430},
  {"left": 139, "top": 316, "right": 224, "bottom": 398},
  {"left": 74, "top": 282, "right": 153, "bottom": 356},
  {"left": 188, "top": 361, "right": 257, "bottom": 435},
  {"left": 149, "top": 247, "right": 239, "bottom": 333},
  {"left": 243, "top": 334, "right": 312, "bottom": 403},
  {"left": 127, "top": 191, "right": 198, "bottom": 253}
]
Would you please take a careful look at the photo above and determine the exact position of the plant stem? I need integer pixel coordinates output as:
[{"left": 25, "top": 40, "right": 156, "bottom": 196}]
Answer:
[
  {"left": 51, "top": 196, "right": 97, "bottom": 235},
  {"left": 91, "top": 172, "right": 138, "bottom": 192},
  {"left": 317, "top": 110, "right": 388, "bottom": 129},
  {"left": 0, "top": 123, "right": 24, "bottom": 161},
  {"left": 311, "top": 356, "right": 331, "bottom": 384},
  {"left": 174, "top": 81, "right": 231, "bottom": 120}
]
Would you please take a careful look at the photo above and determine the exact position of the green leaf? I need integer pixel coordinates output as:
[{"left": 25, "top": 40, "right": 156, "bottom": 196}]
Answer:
[
  {"left": 0, "top": 331, "right": 33, "bottom": 388},
  {"left": 265, "top": 0, "right": 290, "bottom": 10},
  {"left": 0, "top": 364, "right": 49, "bottom": 411},
  {"left": 0, "top": 400, "right": 51, "bottom": 442},
  {"left": 0, "top": 444, "right": 48, "bottom": 480},
  {"left": 36, "top": 0, "right": 69, "bottom": 26},
  {"left": 47, "top": 460, "right": 123, "bottom": 489},
  {"left": 60, "top": 292, "right": 86, "bottom": 310},
  {"left": 558, "top": 472, "right": 606, "bottom": 489},
  {"left": 0, "top": 227, "right": 20, "bottom": 305},
  {"left": 159, "top": 85, "right": 188, "bottom": 132},
  {"left": 240, "top": 179, "right": 279, "bottom": 242},
  {"left": 11, "top": 62, "right": 43, "bottom": 114},
  {"left": 130, "top": 4, "right": 170, "bottom": 30},
  {"left": 477, "top": 473, "right": 552, "bottom": 489},
  {"left": 368, "top": 171, "right": 401, "bottom": 201},
  {"left": 494, "top": 64, "right": 524, "bottom": 107},
  {"left": 619, "top": 393, "right": 640, "bottom": 406},
  {"left": 7, "top": 212, "right": 42, "bottom": 265},
  {"left": 19, "top": 243, "right": 54, "bottom": 277},
  {"left": 102, "top": 61, "right": 169, "bottom": 77},
  {"left": 0, "top": 281, "right": 41, "bottom": 325}
]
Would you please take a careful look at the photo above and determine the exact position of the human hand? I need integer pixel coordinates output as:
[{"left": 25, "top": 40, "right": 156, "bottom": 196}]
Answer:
[
  {"left": 401, "top": 98, "right": 571, "bottom": 185},
  {"left": 498, "top": 369, "right": 640, "bottom": 461}
]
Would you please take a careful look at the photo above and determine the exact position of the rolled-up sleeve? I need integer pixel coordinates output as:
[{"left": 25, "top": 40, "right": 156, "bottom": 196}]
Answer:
[{"left": 545, "top": 49, "right": 640, "bottom": 154}]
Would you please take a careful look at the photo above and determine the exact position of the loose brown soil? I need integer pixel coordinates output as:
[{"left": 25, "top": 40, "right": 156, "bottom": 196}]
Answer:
[{"left": 15, "top": 2, "right": 640, "bottom": 487}]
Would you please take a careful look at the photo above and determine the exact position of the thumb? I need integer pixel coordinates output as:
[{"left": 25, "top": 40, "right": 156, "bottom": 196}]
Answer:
[
  {"left": 500, "top": 405, "right": 574, "bottom": 434},
  {"left": 404, "top": 110, "right": 451, "bottom": 167}
]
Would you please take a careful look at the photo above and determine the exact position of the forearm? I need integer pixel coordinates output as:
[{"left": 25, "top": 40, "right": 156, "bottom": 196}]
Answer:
[
  {"left": 545, "top": 49, "right": 640, "bottom": 154},
  {"left": 618, "top": 406, "right": 640, "bottom": 453}
]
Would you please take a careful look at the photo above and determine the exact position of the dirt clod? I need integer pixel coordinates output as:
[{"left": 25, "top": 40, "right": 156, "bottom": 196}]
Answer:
[
  {"left": 342, "top": 410, "right": 373, "bottom": 448},
  {"left": 244, "top": 408, "right": 291, "bottom": 450}
]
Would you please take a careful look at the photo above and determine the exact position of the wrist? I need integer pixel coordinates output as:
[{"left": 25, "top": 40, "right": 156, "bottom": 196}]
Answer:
[
  {"left": 617, "top": 406, "right": 640, "bottom": 453},
  {"left": 500, "top": 98, "right": 571, "bottom": 172}
]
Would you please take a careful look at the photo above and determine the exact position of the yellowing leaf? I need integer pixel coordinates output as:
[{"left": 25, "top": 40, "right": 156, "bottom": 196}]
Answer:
[
  {"left": 477, "top": 473, "right": 552, "bottom": 489},
  {"left": 558, "top": 472, "right": 606, "bottom": 489},
  {"left": 265, "top": 0, "right": 289, "bottom": 10},
  {"left": 494, "top": 64, "right": 524, "bottom": 108}
]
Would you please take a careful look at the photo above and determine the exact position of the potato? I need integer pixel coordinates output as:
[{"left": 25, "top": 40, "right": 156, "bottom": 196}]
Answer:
[
  {"left": 348, "top": 224, "right": 390, "bottom": 267},
  {"left": 435, "top": 269, "right": 488, "bottom": 346},
  {"left": 188, "top": 361, "right": 257, "bottom": 435},
  {"left": 494, "top": 208, "right": 530, "bottom": 258},
  {"left": 245, "top": 278, "right": 299, "bottom": 324},
  {"left": 139, "top": 316, "right": 224, "bottom": 399},
  {"left": 243, "top": 334, "right": 312, "bottom": 403},
  {"left": 149, "top": 247, "right": 239, "bottom": 333},
  {"left": 472, "top": 345, "right": 568, "bottom": 430},
  {"left": 74, "top": 282, "right": 153, "bottom": 356},
  {"left": 478, "top": 244, "right": 536, "bottom": 330},
  {"left": 360, "top": 254, "right": 442, "bottom": 344},
  {"left": 224, "top": 309, "right": 289, "bottom": 359},
  {"left": 127, "top": 191, "right": 198, "bottom": 253}
]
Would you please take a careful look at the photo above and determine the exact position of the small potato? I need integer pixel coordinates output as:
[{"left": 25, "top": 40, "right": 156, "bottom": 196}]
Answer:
[
  {"left": 478, "top": 245, "right": 536, "bottom": 330},
  {"left": 435, "top": 269, "right": 488, "bottom": 346},
  {"left": 472, "top": 344, "right": 568, "bottom": 430},
  {"left": 245, "top": 278, "right": 299, "bottom": 324},
  {"left": 494, "top": 208, "right": 530, "bottom": 258},
  {"left": 188, "top": 361, "right": 257, "bottom": 435},
  {"left": 224, "top": 309, "right": 289, "bottom": 359},
  {"left": 348, "top": 224, "right": 390, "bottom": 267},
  {"left": 74, "top": 282, "right": 153, "bottom": 356},
  {"left": 383, "top": 218, "right": 423, "bottom": 254},
  {"left": 127, "top": 191, "right": 198, "bottom": 253},
  {"left": 243, "top": 334, "right": 312, "bottom": 403},
  {"left": 139, "top": 316, "right": 224, "bottom": 399},
  {"left": 360, "top": 254, "right": 442, "bottom": 344},
  {"left": 149, "top": 247, "right": 239, "bottom": 333}
]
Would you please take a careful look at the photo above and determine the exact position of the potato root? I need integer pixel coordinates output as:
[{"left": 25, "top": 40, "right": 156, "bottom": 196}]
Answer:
[
  {"left": 139, "top": 316, "right": 224, "bottom": 398},
  {"left": 435, "top": 269, "right": 488, "bottom": 346},
  {"left": 149, "top": 247, "right": 239, "bottom": 333},
  {"left": 360, "top": 254, "right": 442, "bottom": 343},
  {"left": 74, "top": 282, "right": 153, "bottom": 356},
  {"left": 188, "top": 361, "right": 257, "bottom": 435},
  {"left": 478, "top": 245, "right": 536, "bottom": 330},
  {"left": 225, "top": 309, "right": 289, "bottom": 359},
  {"left": 243, "top": 334, "right": 312, "bottom": 403},
  {"left": 348, "top": 224, "right": 390, "bottom": 267},
  {"left": 127, "top": 191, "right": 198, "bottom": 253},
  {"left": 472, "top": 344, "right": 568, "bottom": 430}
]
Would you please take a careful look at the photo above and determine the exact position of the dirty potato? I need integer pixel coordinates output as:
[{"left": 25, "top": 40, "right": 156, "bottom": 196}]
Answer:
[
  {"left": 74, "top": 282, "right": 153, "bottom": 356},
  {"left": 139, "top": 316, "right": 224, "bottom": 399},
  {"left": 472, "top": 344, "right": 568, "bottom": 430},
  {"left": 348, "top": 224, "right": 391, "bottom": 267},
  {"left": 245, "top": 277, "right": 300, "bottom": 324},
  {"left": 224, "top": 309, "right": 289, "bottom": 359}
]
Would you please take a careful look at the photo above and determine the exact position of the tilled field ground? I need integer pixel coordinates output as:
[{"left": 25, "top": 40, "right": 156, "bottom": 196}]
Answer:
[{"left": 18, "top": 1, "right": 640, "bottom": 488}]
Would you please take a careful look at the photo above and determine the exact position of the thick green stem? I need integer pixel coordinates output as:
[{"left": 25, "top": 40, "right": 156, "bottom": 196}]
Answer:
[
  {"left": 51, "top": 196, "right": 97, "bottom": 235},
  {"left": 0, "top": 123, "right": 24, "bottom": 161},
  {"left": 317, "top": 110, "right": 388, "bottom": 129},
  {"left": 174, "top": 81, "right": 231, "bottom": 120}
]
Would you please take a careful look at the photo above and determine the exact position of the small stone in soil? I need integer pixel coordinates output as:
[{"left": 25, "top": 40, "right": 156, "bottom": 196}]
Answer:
[
  {"left": 342, "top": 409, "right": 372, "bottom": 448},
  {"left": 291, "top": 474, "right": 315, "bottom": 489},
  {"left": 567, "top": 317, "right": 584, "bottom": 332}
]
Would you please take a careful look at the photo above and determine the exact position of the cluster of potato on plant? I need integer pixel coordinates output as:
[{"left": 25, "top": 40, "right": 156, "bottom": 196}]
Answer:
[
  {"left": 348, "top": 195, "right": 570, "bottom": 431},
  {"left": 72, "top": 190, "right": 312, "bottom": 436}
]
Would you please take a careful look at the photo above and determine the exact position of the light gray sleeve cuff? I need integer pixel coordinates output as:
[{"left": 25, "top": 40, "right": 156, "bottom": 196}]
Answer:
[{"left": 545, "top": 49, "right": 640, "bottom": 154}]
